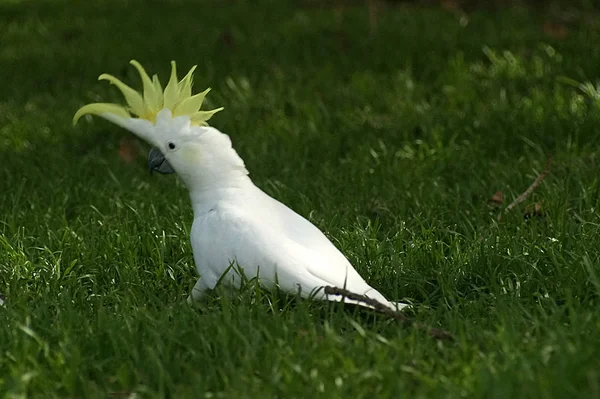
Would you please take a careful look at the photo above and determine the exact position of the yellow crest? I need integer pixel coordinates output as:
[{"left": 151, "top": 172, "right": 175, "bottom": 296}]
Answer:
[{"left": 73, "top": 60, "right": 223, "bottom": 126}]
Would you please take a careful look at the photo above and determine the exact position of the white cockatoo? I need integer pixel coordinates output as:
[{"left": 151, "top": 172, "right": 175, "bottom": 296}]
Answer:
[{"left": 74, "top": 61, "right": 408, "bottom": 311}]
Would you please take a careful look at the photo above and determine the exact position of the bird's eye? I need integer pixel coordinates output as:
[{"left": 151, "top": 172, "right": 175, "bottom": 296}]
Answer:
[{"left": 168, "top": 142, "right": 176, "bottom": 150}]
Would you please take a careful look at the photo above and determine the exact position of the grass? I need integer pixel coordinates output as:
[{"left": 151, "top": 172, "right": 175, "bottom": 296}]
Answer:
[{"left": 1, "top": 0, "right": 600, "bottom": 397}]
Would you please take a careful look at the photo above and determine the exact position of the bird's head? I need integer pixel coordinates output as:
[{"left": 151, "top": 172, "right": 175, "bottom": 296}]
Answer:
[{"left": 74, "top": 60, "right": 248, "bottom": 190}]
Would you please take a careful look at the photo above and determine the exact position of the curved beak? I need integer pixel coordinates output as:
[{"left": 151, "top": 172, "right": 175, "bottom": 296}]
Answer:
[{"left": 148, "top": 147, "right": 175, "bottom": 175}]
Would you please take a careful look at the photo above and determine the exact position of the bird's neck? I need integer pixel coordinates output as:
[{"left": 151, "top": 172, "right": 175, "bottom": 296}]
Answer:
[{"left": 187, "top": 171, "right": 255, "bottom": 216}]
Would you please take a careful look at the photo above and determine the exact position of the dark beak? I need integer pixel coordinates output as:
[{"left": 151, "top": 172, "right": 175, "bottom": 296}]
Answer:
[{"left": 148, "top": 147, "right": 175, "bottom": 175}]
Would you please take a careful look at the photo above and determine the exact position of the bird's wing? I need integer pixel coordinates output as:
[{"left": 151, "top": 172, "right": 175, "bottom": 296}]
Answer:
[
  {"left": 191, "top": 203, "right": 315, "bottom": 292},
  {"left": 254, "top": 191, "right": 395, "bottom": 301},
  {"left": 254, "top": 188, "right": 347, "bottom": 256},
  {"left": 191, "top": 202, "right": 400, "bottom": 310}
]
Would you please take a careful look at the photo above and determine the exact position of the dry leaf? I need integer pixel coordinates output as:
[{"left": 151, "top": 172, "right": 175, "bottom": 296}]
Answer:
[
  {"left": 118, "top": 137, "right": 138, "bottom": 163},
  {"left": 544, "top": 21, "right": 569, "bottom": 40},
  {"left": 524, "top": 202, "right": 545, "bottom": 220},
  {"left": 488, "top": 190, "right": 504, "bottom": 207},
  {"left": 441, "top": 0, "right": 461, "bottom": 11},
  {"left": 368, "top": 0, "right": 380, "bottom": 36},
  {"left": 218, "top": 30, "right": 235, "bottom": 47}
]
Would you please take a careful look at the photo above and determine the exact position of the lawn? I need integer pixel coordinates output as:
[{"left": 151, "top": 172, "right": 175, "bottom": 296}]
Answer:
[{"left": 1, "top": 0, "right": 600, "bottom": 397}]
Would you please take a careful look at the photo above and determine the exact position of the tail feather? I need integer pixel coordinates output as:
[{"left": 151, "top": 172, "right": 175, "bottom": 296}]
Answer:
[{"left": 320, "top": 285, "right": 410, "bottom": 312}]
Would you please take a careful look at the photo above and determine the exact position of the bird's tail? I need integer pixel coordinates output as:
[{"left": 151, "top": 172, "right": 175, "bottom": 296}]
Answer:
[
  {"left": 388, "top": 300, "right": 410, "bottom": 311},
  {"left": 341, "top": 297, "right": 410, "bottom": 312},
  {"left": 321, "top": 286, "right": 410, "bottom": 312}
]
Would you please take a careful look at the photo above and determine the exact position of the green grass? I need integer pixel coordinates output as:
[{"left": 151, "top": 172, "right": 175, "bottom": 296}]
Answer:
[{"left": 2, "top": 0, "right": 600, "bottom": 397}]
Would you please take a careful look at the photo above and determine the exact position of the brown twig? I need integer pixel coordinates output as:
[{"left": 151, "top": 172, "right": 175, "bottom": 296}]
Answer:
[
  {"left": 324, "top": 286, "right": 454, "bottom": 341},
  {"left": 499, "top": 154, "right": 552, "bottom": 220}
]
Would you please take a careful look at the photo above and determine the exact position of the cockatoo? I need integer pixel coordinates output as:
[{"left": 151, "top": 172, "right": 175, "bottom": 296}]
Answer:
[{"left": 74, "top": 61, "right": 408, "bottom": 312}]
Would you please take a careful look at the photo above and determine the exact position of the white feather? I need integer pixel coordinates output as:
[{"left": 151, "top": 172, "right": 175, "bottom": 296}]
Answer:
[{"left": 188, "top": 175, "right": 408, "bottom": 311}]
